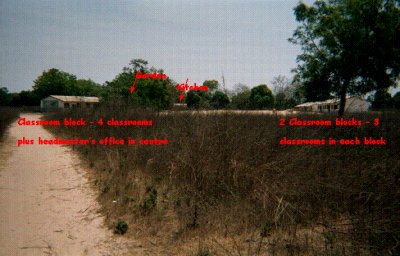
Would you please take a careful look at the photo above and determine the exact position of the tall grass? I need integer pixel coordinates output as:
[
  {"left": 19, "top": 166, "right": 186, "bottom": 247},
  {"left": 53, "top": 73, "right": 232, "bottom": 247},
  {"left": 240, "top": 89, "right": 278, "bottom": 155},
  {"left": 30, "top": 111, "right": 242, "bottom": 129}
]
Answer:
[{"left": 46, "top": 105, "right": 400, "bottom": 255}]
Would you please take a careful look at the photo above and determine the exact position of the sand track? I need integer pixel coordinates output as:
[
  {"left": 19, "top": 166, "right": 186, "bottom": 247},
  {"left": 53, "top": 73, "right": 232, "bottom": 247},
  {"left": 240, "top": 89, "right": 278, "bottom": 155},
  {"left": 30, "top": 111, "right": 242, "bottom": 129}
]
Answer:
[{"left": 0, "top": 113, "right": 140, "bottom": 256}]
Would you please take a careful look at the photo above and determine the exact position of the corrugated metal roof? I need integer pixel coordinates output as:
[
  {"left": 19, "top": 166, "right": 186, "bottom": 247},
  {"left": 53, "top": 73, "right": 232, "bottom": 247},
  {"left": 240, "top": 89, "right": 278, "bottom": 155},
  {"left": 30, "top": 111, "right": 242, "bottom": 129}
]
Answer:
[{"left": 48, "top": 95, "right": 100, "bottom": 103}]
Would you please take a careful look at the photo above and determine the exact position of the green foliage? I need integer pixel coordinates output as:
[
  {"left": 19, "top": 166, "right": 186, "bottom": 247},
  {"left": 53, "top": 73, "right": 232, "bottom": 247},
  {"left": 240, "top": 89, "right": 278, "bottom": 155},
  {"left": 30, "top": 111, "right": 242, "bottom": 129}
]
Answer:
[
  {"left": 104, "top": 59, "right": 174, "bottom": 110},
  {"left": 186, "top": 91, "right": 211, "bottom": 109},
  {"left": 249, "top": 84, "right": 274, "bottom": 109},
  {"left": 10, "top": 90, "right": 40, "bottom": 106},
  {"left": 203, "top": 80, "right": 219, "bottom": 93},
  {"left": 32, "top": 68, "right": 77, "bottom": 99},
  {"left": 129, "top": 59, "right": 148, "bottom": 73},
  {"left": 186, "top": 91, "right": 201, "bottom": 108},
  {"left": 74, "top": 79, "right": 102, "bottom": 96},
  {"left": 274, "top": 92, "right": 287, "bottom": 109},
  {"left": 103, "top": 71, "right": 134, "bottom": 101},
  {"left": 134, "top": 79, "right": 174, "bottom": 110},
  {"left": 210, "top": 91, "right": 230, "bottom": 109},
  {"left": 231, "top": 84, "right": 251, "bottom": 109},
  {"left": 31, "top": 68, "right": 102, "bottom": 103},
  {"left": 231, "top": 91, "right": 251, "bottom": 109},
  {"left": 0, "top": 107, "right": 20, "bottom": 138},
  {"left": 141, "top": 186, "right": 157, "bottom": 213},
  {"left": 290, "top": 0, "right": 400, "bottom": 115},
  {"left": 115, "top": 220, "right": 128, "bottom": 235}
]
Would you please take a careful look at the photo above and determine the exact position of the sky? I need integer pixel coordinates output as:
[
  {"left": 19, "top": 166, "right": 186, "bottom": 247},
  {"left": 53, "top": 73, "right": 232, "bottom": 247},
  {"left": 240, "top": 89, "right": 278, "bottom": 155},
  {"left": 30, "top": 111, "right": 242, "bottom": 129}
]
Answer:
[{"left": 0, "top": 0, "right": 304, "bottom": 93}]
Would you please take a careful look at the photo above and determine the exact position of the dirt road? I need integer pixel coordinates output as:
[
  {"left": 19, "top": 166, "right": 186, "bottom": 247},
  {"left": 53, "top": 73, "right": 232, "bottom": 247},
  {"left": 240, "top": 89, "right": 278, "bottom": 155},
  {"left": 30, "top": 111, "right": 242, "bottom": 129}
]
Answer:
[{"left": 0, "top": 113, "right": 139, "bottom": 256}]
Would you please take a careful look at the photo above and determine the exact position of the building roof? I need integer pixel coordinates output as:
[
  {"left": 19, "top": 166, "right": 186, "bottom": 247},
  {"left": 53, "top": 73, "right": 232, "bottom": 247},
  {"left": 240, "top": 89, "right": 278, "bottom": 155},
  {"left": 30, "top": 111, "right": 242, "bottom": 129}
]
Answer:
[
  {"left": 47, "top": 95, "right": 100, "bottom": 103},
  {"left": 295, "top": 96, "right": 366, "bottom": 108},
  {"left": 295, "top": 102, "right": 319, "bottom": 107}
]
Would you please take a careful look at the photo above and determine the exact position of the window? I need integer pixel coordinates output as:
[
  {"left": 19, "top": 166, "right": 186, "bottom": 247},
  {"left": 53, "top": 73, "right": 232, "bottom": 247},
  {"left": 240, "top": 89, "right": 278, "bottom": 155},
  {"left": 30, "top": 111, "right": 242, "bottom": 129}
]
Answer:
[
  {"left": 86, "top": 103, "right": 91, "bottom": 107},
  {"left": 64, "top": 103, "right": 70, "bottom": 108},
  {"left": 76, "top": 103, "right": 81, "bottom": 108}
]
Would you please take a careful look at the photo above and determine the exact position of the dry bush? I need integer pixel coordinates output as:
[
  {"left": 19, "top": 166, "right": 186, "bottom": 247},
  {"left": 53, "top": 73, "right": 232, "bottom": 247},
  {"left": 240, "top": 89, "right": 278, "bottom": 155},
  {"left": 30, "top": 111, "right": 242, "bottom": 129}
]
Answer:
[{"left": 46, "top": 105, "right": 400, "bottom": 255}]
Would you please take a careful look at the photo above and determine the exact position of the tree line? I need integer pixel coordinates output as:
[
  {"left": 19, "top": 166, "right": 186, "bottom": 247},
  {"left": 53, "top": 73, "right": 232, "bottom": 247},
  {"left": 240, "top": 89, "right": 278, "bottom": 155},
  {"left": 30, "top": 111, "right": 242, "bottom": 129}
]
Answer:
[
  {"left": 0, "top": 60, "right": 399, "bottom": 110},
  {"left": 1, "top": 0, "right": 399, "bottom": 111},
  {"left": 0, "top": 59, "right": 297, "bottom": 110}
]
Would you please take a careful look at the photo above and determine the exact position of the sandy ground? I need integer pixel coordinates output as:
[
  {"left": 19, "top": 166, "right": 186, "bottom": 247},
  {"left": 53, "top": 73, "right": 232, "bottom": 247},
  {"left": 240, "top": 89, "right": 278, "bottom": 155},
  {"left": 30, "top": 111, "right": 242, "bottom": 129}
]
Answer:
[{"left": 0, "top": 113, "right": 143, "bottom": 256}]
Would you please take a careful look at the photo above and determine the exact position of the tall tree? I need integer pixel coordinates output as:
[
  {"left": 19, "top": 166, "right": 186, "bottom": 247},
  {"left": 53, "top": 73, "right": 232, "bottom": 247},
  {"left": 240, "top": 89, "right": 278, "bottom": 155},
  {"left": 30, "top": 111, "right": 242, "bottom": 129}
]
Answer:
[
  {"left": 210, "top": 91, "right": 230, "bottom": 109},
  {"left": 75, "top": 79, "right": 102, "bottom": 96},
  {"left": 105, "top": 59, "right": 174, "bottom": 110},
  {"left": 249, "top": 84, "right": 274, "bottom": 109},
  {"left": 290, "top": 0, "right": 400, "bottom": 115},
  {"left": 32, "top": 68, "right": 77, "bottom": 99}
]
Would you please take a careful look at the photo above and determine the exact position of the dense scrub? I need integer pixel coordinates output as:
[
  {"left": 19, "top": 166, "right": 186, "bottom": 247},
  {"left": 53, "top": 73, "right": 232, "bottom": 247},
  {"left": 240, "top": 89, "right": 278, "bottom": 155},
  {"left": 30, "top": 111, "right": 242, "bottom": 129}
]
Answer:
[
  {"left": 0, "top": 107, "right": 20, "bottom": 139},
  {"left": 46, "top": 106, "right": 399, "bottom": 255}
]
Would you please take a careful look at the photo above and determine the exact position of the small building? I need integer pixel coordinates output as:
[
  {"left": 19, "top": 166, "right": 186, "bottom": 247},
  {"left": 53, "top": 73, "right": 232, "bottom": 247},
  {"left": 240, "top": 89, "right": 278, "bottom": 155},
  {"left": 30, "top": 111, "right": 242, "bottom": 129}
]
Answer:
[
  {"left": 172, "top": 103, "right": 188, "bottom": 110},
  {"left": 40, "top": 95, "right": 100, "bottom": 112},
  {"left": 294, "top": 96, "right": 369, "bottom": 113}
]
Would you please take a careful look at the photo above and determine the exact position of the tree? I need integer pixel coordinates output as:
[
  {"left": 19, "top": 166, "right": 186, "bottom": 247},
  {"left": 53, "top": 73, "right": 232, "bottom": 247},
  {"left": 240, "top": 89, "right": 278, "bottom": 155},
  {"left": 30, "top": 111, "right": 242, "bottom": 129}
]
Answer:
[
  {"left": 104, "top": 59, "right": 175, "bottom": 110},
  {"left": 393, "top": 92, "right": 400, "bottom": 109},
  {"left": 272, "top": 76, "right": 290, "bottom": 95},
  {"left": 0, "top": 87, "right": 12, "bottom": 106},
  {"left": 210, "top": 91, "right": 230, "bottom": 109},
  {"left": 271, "top": 75, "right": 300, "bottom": 109},
  {"left": 75, "top": 79, "right": 102, "bottom": 96},
  {"left": 372, "top": 89, "right": 393, "bottom": 109},
  {"left": 134, "top": 78, "right": 174, "bottom": 110},
  {"left": 203, "top": 80, "right": 219, "bottom": 93},
  {"left": 32, "top": 68, "right": 77, "bottom": 99},
  {"left": 9, "top": 90, "right": 39, "bottom": 106},
  {"left": 290, "top": 0, "right": 400, "bottom": 116},
  {"left": 249, "top": 85, "right": 274, "bottom": 109},
  {"left": 186, "top": 91, "right": 211, "bottom": 109},
  {"left": 129, "top": 59, "right": 149, "bottom": 73},
  {"left": 186, "top": 91, "right": 201, "bottom": 108},
  {"left": 231, "top": 84, "right": 251, "bottom": 109}
]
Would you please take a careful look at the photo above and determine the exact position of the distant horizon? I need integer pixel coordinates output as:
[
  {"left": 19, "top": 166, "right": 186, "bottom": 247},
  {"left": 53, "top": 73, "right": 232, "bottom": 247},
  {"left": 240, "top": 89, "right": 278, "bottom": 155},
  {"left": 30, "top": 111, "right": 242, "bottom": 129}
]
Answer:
[
  {"left": 1, "top": 0, "right": 303, "bottom": 93},
  {"left": 1, "top": 0, "right": 398, "bottom": 96}
]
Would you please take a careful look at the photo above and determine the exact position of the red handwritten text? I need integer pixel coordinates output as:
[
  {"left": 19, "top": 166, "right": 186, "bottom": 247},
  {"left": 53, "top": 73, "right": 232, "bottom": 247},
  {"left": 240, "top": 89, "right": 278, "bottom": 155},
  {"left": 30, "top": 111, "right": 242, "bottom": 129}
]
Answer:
[{"left": 131, "top": 71, "right": 167, "bottom": 93}]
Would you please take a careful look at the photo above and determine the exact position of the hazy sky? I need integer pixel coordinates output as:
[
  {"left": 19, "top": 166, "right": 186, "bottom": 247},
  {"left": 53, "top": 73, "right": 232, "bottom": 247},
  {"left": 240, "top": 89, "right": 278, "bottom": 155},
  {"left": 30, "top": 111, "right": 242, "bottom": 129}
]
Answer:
[{"left": 0, "top": 0, "right": 303, "bottom": 92}]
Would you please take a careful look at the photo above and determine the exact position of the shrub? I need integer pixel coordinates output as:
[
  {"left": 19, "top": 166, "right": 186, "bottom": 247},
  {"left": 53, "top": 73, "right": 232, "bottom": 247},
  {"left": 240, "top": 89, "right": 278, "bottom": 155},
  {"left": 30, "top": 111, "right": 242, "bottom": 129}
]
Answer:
[
  {"left": 115, "top": 220, "right": 128, "bottom": 235},
  {"left": 141, "top": 186, "right": 157, "bottom": 213}
]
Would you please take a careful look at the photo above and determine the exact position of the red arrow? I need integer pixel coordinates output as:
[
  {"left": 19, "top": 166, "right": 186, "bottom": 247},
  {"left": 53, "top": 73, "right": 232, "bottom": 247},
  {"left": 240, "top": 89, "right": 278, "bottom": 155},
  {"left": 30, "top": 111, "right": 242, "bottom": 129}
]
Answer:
[
  {"left": 179, "top": 93, "right": 184, "bottom": 102},
  {"left": 130, "top": 78, "right": 137, "bottom": 93}
]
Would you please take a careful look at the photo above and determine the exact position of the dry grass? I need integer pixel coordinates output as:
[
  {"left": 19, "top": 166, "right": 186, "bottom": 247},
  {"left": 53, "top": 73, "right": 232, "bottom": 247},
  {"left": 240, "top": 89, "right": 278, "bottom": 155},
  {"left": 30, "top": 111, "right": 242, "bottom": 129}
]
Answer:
[{"left": 46, "top": 105, "right": 400, "bottom": 255}]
